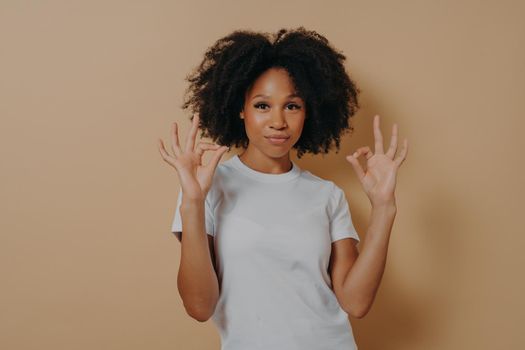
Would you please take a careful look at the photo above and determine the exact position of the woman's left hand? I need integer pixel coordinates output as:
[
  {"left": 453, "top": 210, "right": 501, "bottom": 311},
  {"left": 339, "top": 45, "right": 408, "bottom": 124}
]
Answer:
[{"left": 345, "top": 115, "right": 408, "bottom": 207}]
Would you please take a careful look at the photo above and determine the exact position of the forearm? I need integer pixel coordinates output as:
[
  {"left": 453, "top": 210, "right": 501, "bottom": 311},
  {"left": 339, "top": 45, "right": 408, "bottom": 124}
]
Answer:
[
  {"left": 342, "top": 202, "right": 397, "bottom": 317},
  {"left": 177, "top": 197, "right": 219, "bottom": 321}
]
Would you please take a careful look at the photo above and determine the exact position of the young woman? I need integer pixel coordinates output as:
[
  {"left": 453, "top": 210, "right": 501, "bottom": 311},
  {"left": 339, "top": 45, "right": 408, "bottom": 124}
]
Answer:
[{"left": 158, "top": 27, "right": 408, "bottom": 350}]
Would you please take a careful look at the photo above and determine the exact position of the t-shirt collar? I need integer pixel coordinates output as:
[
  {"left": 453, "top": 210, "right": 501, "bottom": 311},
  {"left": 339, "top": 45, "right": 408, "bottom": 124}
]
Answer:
[{"left": 230, "top": 154, "right": 301, "bottom": 183}]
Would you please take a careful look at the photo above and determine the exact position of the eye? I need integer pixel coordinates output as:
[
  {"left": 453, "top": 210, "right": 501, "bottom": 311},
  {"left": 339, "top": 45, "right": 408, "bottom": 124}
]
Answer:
[
  {"left": 253, "top": 102, "right": 302, "bottom": 111},
  {"left": 287, "top": 103, "right": 302, "bottom": 110},
  {"left": 254, "top": 103, "right": 269, "bottom": 110}
]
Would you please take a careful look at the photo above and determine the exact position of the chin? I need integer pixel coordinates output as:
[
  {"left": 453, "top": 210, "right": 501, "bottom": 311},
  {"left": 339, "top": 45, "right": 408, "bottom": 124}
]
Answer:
[
  {"left": 266, "top": 149, "right": 293, "bottom": 158},
  {"left": 250, "top": 139, "right": 295, "bottom": 158}
]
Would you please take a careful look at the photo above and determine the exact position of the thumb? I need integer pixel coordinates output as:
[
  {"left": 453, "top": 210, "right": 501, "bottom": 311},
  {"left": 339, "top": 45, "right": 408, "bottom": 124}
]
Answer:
[
  {"left": 207, "top": 146, "right": 229, "bottom": 171},
  {"left": 346, "top": 152, "right": 365, "bottom": 182}
]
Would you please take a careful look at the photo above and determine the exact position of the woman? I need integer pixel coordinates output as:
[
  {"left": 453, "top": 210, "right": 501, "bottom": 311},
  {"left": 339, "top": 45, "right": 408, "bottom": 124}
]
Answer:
[{"left": 158, "top": 27, "right": 408, "bottom": 350}]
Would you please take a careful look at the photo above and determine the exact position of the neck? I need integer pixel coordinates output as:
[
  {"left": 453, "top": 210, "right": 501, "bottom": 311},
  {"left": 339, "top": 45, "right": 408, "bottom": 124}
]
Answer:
[{"left": 238, "top": 148, "right": 292, "bottom": 174}]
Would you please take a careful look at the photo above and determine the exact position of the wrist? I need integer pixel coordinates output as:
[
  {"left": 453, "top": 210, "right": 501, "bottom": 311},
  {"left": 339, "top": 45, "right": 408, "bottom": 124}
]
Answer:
[
  {"left": 180, "top": 196, "right": 205, "bottom": 211},
  {"left": 371, "top": 200, "right": 397, "bottom": 213}
]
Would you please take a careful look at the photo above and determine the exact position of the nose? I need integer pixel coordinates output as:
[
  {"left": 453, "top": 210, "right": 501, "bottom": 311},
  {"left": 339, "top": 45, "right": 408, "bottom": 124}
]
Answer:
[{"left": 270, "top": 109, "right": 287, "bottom": 128}]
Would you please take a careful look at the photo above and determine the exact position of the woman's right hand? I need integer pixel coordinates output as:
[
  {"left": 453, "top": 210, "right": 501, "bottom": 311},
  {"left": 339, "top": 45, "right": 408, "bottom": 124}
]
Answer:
[{"left": 158, "top": 113, "right": 229, "bottom": 200}]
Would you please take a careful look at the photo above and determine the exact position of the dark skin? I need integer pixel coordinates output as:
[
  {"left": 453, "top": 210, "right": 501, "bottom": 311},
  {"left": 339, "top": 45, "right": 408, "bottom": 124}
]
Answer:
[
  {"left": 238, "top": 67, "right": 306, "bottom": 174},
  {"left": 237, "top": 67, "right": 409, "bottom": 318},
  {"left": 334, "top": 113, "right": 407, "bottom": 318},
  {"left": 160, "top": 66, "right": 408, "bottom": 319}
]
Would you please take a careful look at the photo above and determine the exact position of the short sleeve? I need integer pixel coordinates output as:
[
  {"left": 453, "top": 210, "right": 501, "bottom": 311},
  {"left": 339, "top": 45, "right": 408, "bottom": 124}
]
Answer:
[
  {"left": 328, "top": 184, "right": 360, "bottom": 243},
  {"left": 171, "top": 187, "right": 215, "bottom": 242}
]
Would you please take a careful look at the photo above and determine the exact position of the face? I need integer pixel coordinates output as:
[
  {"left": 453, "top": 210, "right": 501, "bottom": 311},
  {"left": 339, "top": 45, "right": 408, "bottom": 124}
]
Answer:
[{"left": 240, "top": 67, "right": 306, "bottom": 159}]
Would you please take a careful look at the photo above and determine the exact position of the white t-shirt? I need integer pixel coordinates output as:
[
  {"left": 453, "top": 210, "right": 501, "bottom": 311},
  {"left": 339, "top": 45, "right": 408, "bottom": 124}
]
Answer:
[{"left": 171, "top": 154, "right": 360, "bottom": 350}]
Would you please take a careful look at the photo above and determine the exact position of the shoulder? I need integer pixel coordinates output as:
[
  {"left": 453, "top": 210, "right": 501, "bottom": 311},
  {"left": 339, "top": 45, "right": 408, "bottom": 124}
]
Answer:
[
  {"left": 298, "top": 168, "right": 336, "bottom": 192},
  {"left": 300, "top": 169, "right": 347, "bottom": 205},
  {"left": 301, "top": 169, "right": 346, "bottom": 197},
  {"left": 214, "top": 155, "right": 237, "bottom": 179},
  {"left": 205, "top": 155, "right": 237, "bottom": 203}
]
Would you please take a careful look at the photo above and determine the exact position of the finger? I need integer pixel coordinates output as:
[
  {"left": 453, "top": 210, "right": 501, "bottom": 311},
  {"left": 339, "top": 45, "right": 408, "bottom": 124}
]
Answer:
[
  {"left": 385, "top": 123, "right": 398, "bottom": 159},
  {"left": 184, "top": 113, "right": 200, "bottom": 153},
  {"left": 158, "top": 138, "right": 175, "bottom": 165},
  {"left": 346, "top": 150, "right": 366, "bottom": 182},
  {"left": 206, "top": 145, "right": 230, "bottom": 171},
  {"left": 195, "top": 142, "right": 222, "bottom": 157},
  {"left": 356, "top": 146, "right": 374, "bottom": 160},
  {"left": 170, "top": 122, "right": 182, "bottom": 157},
  {"left": 373, "top": 114, "right": 384, "bottom": 154},
  {"left": 394, "top": 138, "right": 408, "bottom": 168}
]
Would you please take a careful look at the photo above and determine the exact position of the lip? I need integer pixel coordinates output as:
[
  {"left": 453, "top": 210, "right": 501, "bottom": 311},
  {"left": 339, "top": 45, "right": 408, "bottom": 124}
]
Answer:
[
  {"left": 265, "top": 135, "right": 290, "bottom": 139},
  {"left": 265, "top": 136, "right": 290, "bottom": 145}
]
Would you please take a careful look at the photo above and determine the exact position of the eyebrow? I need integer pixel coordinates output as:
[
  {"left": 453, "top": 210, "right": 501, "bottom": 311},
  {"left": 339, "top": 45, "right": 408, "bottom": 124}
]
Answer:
[{"left": 252, "top": 93, "right": 301, "bottom": 100}]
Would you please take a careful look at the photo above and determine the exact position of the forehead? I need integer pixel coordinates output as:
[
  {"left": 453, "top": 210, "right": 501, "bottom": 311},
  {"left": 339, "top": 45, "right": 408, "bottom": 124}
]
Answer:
[{"left": 245, "top": 67, "right": 299, "bottom": 98}]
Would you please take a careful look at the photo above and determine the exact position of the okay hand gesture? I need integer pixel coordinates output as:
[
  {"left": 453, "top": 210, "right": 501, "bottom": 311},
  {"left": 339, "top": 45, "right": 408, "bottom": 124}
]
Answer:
[
  {"left": 345, "top": 115, "right": 408, "bottom": 207},
  {"left": 158, "top": 113, "right": 229, "bottom": 200}
]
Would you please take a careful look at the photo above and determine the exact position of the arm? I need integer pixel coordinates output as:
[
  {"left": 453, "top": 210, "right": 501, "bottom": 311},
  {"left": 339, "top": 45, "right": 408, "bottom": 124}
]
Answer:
[
  {"left": 158, "top": 113, "right": 228, "bottom": 323},
  {"left": 333, "top": 114, "right": 408, "bottom": 318},
  {"left": 177, "top": 196, "right": 219, "bottom": 322},
  {"left": 332, "top": 202, "right": 396, "bottom": 318}
]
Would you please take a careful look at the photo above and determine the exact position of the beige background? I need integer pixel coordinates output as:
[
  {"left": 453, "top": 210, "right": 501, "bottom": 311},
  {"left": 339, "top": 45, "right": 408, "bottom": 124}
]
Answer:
[{"left": 1, "top": 0, "right": 523, "bottom": 349}]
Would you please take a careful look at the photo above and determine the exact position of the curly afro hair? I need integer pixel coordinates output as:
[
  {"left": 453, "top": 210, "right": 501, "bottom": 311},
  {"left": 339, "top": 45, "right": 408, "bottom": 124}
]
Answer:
[{"left": 181, "top": 26, "right": 361, "bottom": 159}]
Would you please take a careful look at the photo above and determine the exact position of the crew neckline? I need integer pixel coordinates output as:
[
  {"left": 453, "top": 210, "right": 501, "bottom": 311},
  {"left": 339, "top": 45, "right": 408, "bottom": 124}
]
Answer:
[{"left": 230, "top": 154, "right": 301, "bottom": 183}]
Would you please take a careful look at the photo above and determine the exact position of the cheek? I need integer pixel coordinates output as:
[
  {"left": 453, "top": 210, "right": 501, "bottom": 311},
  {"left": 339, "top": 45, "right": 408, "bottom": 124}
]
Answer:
[
  {"left": 290, "top": 115, "right": 306, "bottom": 135},
  {"left": 243, "top": 117, "right": 265, "bottom": 139}
]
